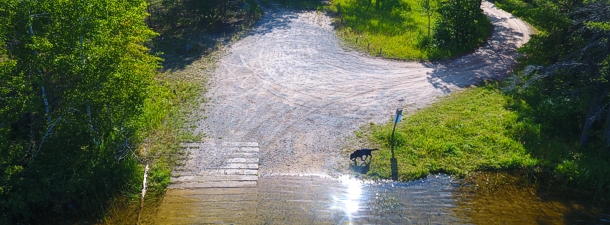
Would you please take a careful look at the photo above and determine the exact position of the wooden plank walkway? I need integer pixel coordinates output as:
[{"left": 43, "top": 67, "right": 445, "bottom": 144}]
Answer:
[{"left": 169, "top": 142, "right": 260, "bottom": 189}]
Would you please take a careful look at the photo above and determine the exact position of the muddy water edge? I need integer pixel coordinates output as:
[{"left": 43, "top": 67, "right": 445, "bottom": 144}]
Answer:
[
  {"left": 104, "top": 171, "right": 609, "bottom": 224},
  {"left": 453, "top": 171, "right": 610, "bottom": 224}
]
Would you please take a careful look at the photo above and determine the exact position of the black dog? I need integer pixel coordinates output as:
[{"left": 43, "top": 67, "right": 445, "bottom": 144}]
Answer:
[{"left": 350, "top": 148, "right": 379, "bottom": 161}]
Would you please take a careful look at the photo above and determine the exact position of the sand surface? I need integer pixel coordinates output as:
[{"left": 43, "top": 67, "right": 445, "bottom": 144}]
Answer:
[{"left": 196, "top": 1, "right": 533, "bottom": 176}]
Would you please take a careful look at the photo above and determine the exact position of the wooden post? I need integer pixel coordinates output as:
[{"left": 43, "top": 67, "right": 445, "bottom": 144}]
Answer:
[
  {"left": 390, "top": 109, "right": 402, "bottom": 181},
  {"left": 136, "top": 164, "right": 150, "bottom": 225},
  {"left": 390, "top": 109, "right": 403, "bottom": 151}
]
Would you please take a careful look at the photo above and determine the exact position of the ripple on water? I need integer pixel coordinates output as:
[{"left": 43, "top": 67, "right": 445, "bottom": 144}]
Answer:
[
  {"left": 131, "top": 173, "right": 609, "bottom": 225},
  {"left": 136, "top": 174, "right": 463, "bottom": 224}
]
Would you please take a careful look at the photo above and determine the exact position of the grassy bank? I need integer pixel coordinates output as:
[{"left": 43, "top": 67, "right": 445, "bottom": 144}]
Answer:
[
  {"left": 359, "top": 86, "right": 538, "bottom": 180},
  {"left": 356, "top": 85, "right": 610, "bottom": 201},
  {"left": 330, "top": 0, "right": 492, "bottom": 60},
  {"left": 101, "top": 1, "right": 264, "bottom": 223}
]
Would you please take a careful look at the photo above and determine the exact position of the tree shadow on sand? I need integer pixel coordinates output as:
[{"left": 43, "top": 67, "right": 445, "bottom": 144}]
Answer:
[
  {"left": 422, "top": 12, "right": 524, "bottom": 94},
  {"left": 146, "top": 0, "right": 263, "bottom": 72}
]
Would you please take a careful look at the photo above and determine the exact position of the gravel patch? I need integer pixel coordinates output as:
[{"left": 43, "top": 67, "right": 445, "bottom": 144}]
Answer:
[{"left": 195, "top": 1, "right": 533, "bottom": 177}]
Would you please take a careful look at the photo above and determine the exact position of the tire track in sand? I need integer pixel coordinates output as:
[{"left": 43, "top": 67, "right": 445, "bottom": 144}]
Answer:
[{"left": 196, "top": 1, "right": 533, "bottom": 176}]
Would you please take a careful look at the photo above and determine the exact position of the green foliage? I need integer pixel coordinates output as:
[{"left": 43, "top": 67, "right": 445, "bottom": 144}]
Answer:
[
  {"left": 148, "top": 0, "right": 262, "bottom": 32},
  {"left": 433, "top": 0, "right": 488, "bottom": 52},
  {"left": 0, "top": 0, "right": 168, "bottom": 222},
  {"left": 500, "top": 0, "right": 610, "bottom": 147},
  {"left": 490, "top": 0, "right": 610, "bottom": 200},
  {"left": 332, "top": 0, "right": 491, "bottom": 60}
]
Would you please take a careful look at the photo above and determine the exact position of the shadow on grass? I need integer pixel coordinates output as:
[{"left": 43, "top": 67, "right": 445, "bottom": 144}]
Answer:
[
  {"left": 337, "top": 0, "right": 415, "bottom": 36},
  {"left": 147, "top": 0, "right": 262, "bottom": 72},
  {"left": 505, "top": 91, "right": 610, "bottom": 204}
]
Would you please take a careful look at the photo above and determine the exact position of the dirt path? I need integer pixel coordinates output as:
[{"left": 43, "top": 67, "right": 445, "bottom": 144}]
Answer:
[{"left": 195, "top": 1, "right": 532, "bottom": 176}]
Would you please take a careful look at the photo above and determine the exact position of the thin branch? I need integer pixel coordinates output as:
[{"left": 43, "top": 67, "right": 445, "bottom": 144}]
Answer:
[{"left": 29, "top": 116, "right": 62, "bottom": 164}]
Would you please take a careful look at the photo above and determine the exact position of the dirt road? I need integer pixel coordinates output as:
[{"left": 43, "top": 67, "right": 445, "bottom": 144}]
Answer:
[{"left": 195, "top": 1, "right": 532, "bottom": 177}]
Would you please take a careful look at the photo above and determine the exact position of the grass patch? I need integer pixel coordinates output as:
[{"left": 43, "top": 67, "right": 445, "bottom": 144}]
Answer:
[
  {"left": 362, "top": 86, "right": 537, "bottom": 180},
  {"left": 331, "top": 0, "right": 492, "bottom": 60},
  {"left": 357, "top": 85, "right": 610, "bottom": 202}
]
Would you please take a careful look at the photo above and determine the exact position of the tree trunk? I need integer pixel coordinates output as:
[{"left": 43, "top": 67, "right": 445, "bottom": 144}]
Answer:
[
  {"left": 428, "top": 13, "right": 431, "bottom": 38},
  {"left": 603, "top": 103, "right": 610, "bottom": 148},
  {"left": 579, "top": 88, "right": 608, "bottom": 147}
]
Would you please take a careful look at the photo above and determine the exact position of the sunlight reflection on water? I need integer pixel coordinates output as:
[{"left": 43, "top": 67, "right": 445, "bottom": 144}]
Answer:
[
  {"left": 332, "top": 176, "right": 363, "bottom": 224},
  {"left": 120, "top": 174, "right": 608, "bottom": 225}
]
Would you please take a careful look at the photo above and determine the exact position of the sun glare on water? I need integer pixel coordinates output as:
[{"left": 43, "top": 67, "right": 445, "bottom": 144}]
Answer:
[{"left": 330, "top": 176, "right": 365, "bottom": 224}]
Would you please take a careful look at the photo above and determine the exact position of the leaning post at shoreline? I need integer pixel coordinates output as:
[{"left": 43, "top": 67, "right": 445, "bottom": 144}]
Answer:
[
  {"left": 390, "top": 109, "right": 402, "bottom": 157},
  {"left": 390, "top": 109, "right": 402, "bottom": 180}
]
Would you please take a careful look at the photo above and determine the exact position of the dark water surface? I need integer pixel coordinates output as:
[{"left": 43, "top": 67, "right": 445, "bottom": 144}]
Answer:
[{"left": 108, "top": 174, "right": 609, "bottom": 224}]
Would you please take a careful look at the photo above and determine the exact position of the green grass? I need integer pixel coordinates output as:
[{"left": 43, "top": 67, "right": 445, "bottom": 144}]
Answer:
[
  {"left": 331, "top": 0, "right": 492, "bottom": 60},
  {"left": 362, "top": 86, "right": 539, "bottom": 180},
  {"left": 359, "top": 85, "right": 610, "bottom": 201}
]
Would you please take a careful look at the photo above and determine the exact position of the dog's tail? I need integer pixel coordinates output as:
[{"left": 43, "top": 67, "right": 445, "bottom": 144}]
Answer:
[{"left": 371, "top": 148, "right": 379, "bottom": 151}]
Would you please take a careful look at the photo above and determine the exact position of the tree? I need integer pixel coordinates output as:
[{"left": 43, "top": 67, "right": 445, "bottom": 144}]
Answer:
[
  {"left": 433, "top": 0, "right": 483, "bottom": 50},
  {"left": 419, "top": 0, "right": 436, "bottom": 38},
  {"left": 0, "top": 0, "right": 161, "bottom": 222},
  {"left": 517, "top": 1, "right": 610, "bottom": 147}
]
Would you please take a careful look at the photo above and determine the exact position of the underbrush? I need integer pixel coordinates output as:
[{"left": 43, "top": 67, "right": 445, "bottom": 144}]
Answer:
[
  {"left": 133, "top": 0, "right": 263, "bottom": 198},
  {"left": 487, "top": 0, "right": 610, "bottom": 202},
  {"left": 101, "top": 1, "right": 265, "bottom": 223},
  {"left": 330, "top": 0, "right": 492, "bottom": 60},
  {"left": 358, "top": 85, "right": 610, "bottom": 202}
]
